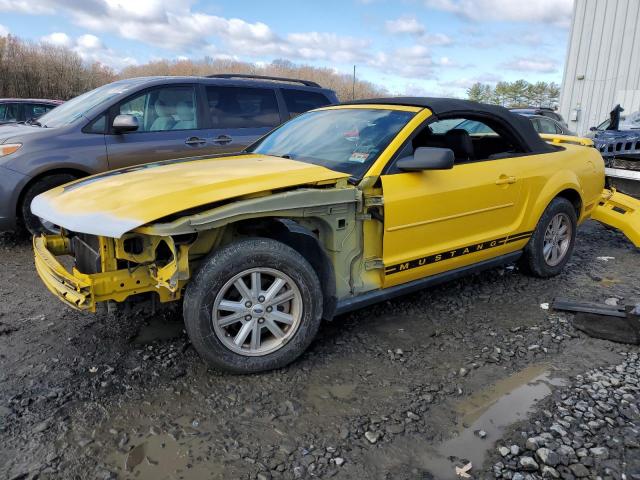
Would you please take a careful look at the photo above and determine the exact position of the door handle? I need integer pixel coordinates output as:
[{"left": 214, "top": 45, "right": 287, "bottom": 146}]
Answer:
[
  {"left": 213, "top": 134, "right": 233, "bottom": 145},
  {"left": 185, "top": 136, "right": 206, "bottom": 146},
  {"left": 495, "top": 175, "right": 517, "bottom": 185}
]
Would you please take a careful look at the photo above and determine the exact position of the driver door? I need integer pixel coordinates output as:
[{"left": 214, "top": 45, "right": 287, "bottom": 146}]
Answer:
[{"left": 380, "top": 120, "right": 528, "bottom": 288}]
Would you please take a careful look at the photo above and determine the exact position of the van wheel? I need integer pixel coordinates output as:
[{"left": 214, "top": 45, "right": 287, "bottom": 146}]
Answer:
[
  {"left": 20, "top": 174, "right": 77, "bottom": 235},
  {"left": 183, "top": 238, "right": 323, "bottom": 373},
  {"left": 521, "top": 197, "right": 577, "bottom": 278}
]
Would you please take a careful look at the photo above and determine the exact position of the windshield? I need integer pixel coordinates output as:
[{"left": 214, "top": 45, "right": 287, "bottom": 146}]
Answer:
[
  {"left": 37, "top": 81, "right": 139, "bottom": 128},
  {"left": 248, "top": 108, "right": 415, "bottom": 177}
]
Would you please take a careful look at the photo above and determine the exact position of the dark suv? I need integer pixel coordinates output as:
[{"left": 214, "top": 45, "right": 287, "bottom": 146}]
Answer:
[
  {"left": 509, "top": 107, "right": 567, "bottom": 128},
  {"left": 0, "top": 74, "right": 338, "bottom": 233},
  {"left": 0, "top": 99, "right": 63, "bottom": 125}
]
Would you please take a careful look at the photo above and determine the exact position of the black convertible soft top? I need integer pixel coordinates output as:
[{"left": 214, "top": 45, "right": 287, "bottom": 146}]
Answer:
[{"left": 341, "top": 97, "right": 555, "bottom": 153}]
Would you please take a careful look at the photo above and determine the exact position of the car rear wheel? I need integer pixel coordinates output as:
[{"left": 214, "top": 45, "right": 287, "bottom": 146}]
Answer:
[
  {"left": 521, "top": 197, "right": 577, "bottom": 277},
  {"left": 183, "top": 237, "right": 323, "bottom": 373},
  {"left": 20, "top": 174, "right": 77, "bottom": 235}
]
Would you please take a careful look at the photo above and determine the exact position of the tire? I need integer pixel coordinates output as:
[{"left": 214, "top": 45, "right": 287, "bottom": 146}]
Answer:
[
  {"left": 183, "top": 237, "right": 323, "bottom": 373},
  {"left": 20, "top": 174, "right": 78, "bottom": 235},
  {"left": 521, "top": 197, "right": 577, "bottom": 278}
]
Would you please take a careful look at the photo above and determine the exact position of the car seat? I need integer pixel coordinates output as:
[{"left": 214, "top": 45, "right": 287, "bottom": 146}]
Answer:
[
  {"left": 173, "top": 101, "right": 195, "bottom": 130},
  {"left": 444, "top": 128, "right": 475, "bottom": 162},
  {"left": 149, "top": 96, "right": 176, "bottom": 131}
]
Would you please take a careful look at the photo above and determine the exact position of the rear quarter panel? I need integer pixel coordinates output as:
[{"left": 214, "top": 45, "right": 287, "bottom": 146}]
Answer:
[{"left": 518, "top": 144, "right": 604, "bottom": 232}]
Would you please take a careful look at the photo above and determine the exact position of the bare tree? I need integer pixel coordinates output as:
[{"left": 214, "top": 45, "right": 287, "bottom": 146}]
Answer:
[
  {"left": 0, "top": 33, "right": 385, "bottom": 101},
  {"left": 120, "top": 58, "right": 387, "bottom": 101}
]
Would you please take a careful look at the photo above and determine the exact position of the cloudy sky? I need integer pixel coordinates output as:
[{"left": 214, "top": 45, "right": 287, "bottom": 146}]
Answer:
[{"left": 0, "top": 0, "right": 574, "bottom": 96}]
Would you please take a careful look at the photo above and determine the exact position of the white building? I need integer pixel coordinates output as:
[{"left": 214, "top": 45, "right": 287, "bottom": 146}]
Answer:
[{"left": 559, "top": 0, "right": 640, "bottom": 135}]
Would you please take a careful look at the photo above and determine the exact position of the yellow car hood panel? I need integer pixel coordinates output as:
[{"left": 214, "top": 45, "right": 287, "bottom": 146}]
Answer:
[{"left": 31, "top": 154, "right": 349, "bottom": 238}]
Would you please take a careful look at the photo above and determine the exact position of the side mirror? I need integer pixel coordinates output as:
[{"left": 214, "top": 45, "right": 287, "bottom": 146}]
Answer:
[
  {"left": 112, "top": 114, "right": 139, "bottom": 133},
  {"left": 396, "top": 147, "right": 455, "bottom": 172}
]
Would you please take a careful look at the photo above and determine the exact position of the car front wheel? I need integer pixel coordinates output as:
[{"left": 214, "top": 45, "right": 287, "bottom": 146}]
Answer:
[
  {"left": 521, "top": 197, "right": 577, "bottom": 277},
  {"left": 183, "top": 237, "right": 323, "bottom": 373},
  {"left": 20, "top": 174, "right": 77, "bottom": 235}
]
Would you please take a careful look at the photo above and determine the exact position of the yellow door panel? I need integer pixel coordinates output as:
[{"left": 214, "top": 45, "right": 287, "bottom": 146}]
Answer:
[
  {"left": 591, "top": 189, "right": 640, "bottom": 247},
  {"left": 381, "top": 158, "right": 526, "bottom": 287}
]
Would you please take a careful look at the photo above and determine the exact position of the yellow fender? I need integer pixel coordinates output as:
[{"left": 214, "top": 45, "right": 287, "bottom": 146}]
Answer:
[{"left": 591, "top": 189, "right": 640, "bottom": 247}]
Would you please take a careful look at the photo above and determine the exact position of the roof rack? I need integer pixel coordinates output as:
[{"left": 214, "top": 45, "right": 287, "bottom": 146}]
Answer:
[{"left": 206, "top": 74, "right": 321, "bottom": 88}]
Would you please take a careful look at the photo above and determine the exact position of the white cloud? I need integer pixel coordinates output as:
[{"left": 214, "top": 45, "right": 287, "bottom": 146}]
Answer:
[
  {"left": 4, "top": 0, "right": 373, "bottom": 65},
  {"left": 501, "top": 57, "right": 558, "bottom": 73},
  {"left": 425, "top": 0, "right": 573, "bottom": 26},
  {"left": 4, "top": 0, "right": 461, "bottom": 78},
  {"left": 42, "top": 30, "right": 136, "bottom": 69},
  {"left": 0, "top": 23, "right": 8, "bottom": 36},
  {"left": 369, "top": 45, "right": 437, "bottom": 78},
  {"left": 421, "top": 32, "right": 454, "bottom": 46},
  {"left": 76, "top": 33, "right": 103, "bottom": 50},
  {"left": 0, "top": 0, "right": 54, "bottom": 14},
  {"left": 385, "top": 16, "right": 425, "bottom": 35},
  {"left": 384, "top": 15, "right": 453, "bottom": 46},
  {"left": 41, "top": 32, "right": 72, "bottom": 47},
  {"left": 443, "top": 73, "right": 503, "bottom": 90}
]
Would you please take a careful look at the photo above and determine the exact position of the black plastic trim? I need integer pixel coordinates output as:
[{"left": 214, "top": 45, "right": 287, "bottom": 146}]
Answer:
[{"left": 334, "top": 251, "right": 522, "bottom": 316}]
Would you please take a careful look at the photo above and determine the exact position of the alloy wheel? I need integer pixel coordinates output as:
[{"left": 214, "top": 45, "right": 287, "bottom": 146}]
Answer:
[
  {"left": 543, "top": 212, "right": 572, "bottom": 266},
  {"left": 212, "top": 267, "right": 303, "bottom": 356}
]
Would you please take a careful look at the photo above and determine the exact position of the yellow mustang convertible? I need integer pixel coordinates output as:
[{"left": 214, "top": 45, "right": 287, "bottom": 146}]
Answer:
[{"left": 31, "top": 98, "right": 639, "bottom": 373}]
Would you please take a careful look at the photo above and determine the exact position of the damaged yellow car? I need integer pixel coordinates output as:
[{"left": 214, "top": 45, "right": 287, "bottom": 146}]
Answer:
[{"left": 31, "top": 98, "right": 640, "bottom": 373}]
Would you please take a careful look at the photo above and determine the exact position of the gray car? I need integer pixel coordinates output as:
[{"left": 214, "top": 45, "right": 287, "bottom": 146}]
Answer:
[{"left": 0, "top": 74, "right": 337, "bottom": 234}]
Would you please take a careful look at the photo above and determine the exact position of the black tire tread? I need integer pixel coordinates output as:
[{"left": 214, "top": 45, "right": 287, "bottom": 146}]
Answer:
[
  {"left": 521, "top": 197, "right": 577, "bottom": 278},
  {"left": 20, "top": 174, "right": 78, "bottom": 235},
  {"left": 183, "top": 237, "right": 323, "bottom": 374}
]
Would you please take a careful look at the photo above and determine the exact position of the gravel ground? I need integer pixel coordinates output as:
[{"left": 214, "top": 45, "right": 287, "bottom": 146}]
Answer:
[{"left": 0, "top": 221, "right": 638, "bottom": 480}]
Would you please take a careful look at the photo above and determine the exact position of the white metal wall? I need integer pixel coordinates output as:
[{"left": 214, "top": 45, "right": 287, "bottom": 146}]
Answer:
[{"left": 559, "top": 0, "right": 640, "bottom": 135}]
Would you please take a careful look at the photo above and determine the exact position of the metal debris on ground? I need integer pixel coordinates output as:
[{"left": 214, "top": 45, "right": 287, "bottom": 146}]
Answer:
[{"left": 552, "top": 298, "right": 640, "bottom": 345}]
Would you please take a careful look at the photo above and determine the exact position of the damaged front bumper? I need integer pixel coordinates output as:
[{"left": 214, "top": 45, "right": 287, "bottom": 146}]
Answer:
[
  {"left": 33, "top": 234, "right": 184, "bottom": 312},
  {"left": 591, "top": 189, "right": 640, "bottom": 247}
]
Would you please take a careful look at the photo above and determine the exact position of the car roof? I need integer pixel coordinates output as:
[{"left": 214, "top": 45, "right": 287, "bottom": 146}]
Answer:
[
  {"left": 527, "top": 114, "right": 557, "bottom": 121},
  {"left": 116, "top": 75, "right": 334, "bottom": 94},
  {"left": 0, "top": 98, "right": 64, "bottom": 104},
  {"left": 340, "top": 96, "right": 554, "bottom": 153}
]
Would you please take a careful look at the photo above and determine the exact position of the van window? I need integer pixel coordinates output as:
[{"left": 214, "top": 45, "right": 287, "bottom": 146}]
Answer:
[
  {"left": 206, "top": 86, "right": 280, "bottom": 129},
  {"left": 0, "top": 103, "right": 19, "bottom": 122},
  {"left": 117, "top": 86, "right": 198, "bottom": 132},
  {"left": 25, "top": 103, "right": 56, "bottom": 120},
  {"left": 282, "top": 90, "right": 331, "bottom": 118}
]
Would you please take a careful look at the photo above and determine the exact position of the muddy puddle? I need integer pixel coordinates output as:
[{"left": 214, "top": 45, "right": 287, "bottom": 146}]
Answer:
[
  {"left": 419, "top": 364, "right": 567, "bottom": 479},
  {"left": 365, "top": 364, "right": 567, "bottom": 479},
  {"left": 109, "top": 429, "right": 226, "bottom": 479}
]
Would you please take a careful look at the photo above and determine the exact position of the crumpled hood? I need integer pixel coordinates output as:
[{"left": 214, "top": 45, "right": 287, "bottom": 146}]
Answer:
[{"left": 31, "top": 153, "right": 349, "bottom": 238}]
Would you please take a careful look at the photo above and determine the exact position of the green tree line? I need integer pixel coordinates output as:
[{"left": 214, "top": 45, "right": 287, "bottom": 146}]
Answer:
[{"left": 467, "top": 80, "right": 560, "bottom": 108}]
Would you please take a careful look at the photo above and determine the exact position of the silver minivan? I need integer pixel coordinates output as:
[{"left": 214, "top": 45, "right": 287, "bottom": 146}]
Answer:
[{"left": 0, "top": 74, "right": 337, "bottom": 233}]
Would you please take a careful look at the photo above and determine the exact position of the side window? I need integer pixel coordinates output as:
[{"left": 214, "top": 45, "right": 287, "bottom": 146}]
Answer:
[
  {"left": 0, "top": 103, "right": 19, "bottom": 121},
  {"left": 281, "top": 90, "right": 331, "bottom": 119},
  {"left": 399, "top": 116, "right": 522, "bottom": 166},
  {"left": 206, "top": 86, "right": 280, "bottom": 129},
  {"left": 116, "top": 86, "right": 198, "bottom": 132},
  {"left": 84, "top": 114, "right": 107, "bottom": 134},
  {"left": 537, "top": 118, "right": 557, "bottom": 134},
  {"left": 25, "top": 103, "right": 55, "bottom": 120}
]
